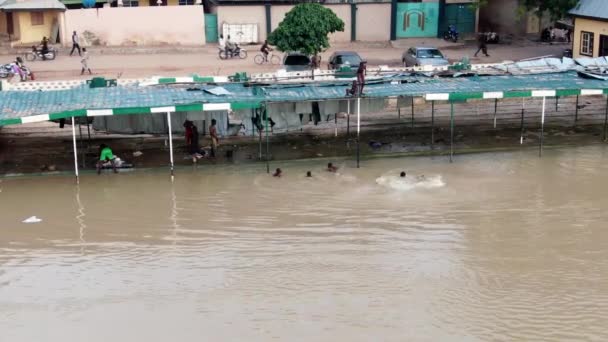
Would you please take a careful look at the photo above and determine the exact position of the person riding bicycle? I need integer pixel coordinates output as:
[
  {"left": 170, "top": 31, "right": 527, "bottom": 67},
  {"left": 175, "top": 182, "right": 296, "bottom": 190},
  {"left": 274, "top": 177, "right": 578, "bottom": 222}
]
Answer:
[{"left": 260, "top": 40, "right": 273, "bottom": 61}]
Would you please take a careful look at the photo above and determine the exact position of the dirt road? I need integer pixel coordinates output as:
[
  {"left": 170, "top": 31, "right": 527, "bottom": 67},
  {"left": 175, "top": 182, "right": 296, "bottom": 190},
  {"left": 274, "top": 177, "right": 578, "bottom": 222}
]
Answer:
[{"left": 2, "top": 40, "right": 569, "bottom": 81}]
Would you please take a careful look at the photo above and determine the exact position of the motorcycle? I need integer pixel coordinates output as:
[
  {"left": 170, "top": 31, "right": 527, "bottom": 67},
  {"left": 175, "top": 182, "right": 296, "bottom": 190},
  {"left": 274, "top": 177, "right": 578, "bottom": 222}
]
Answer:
[
  {"left": 218, "top": 43, "right": 247, "bottom": 60},
  {"left": 25, "top": 45, "right": 56, "bottom": 61},
  {"left": 443, "top": 25, "right": 459, "bottom": 43},
  {"left": 0, "top": 62, "right": 34, "bottom": 81}
]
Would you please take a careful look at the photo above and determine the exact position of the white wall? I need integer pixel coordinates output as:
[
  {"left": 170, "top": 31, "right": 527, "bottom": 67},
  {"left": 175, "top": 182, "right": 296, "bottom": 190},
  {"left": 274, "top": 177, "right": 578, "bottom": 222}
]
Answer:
[
  {"left": 63, "top": 6, "right": 205, "bottom": 46},
  {"left": 356, "top": 3, "right": 391, "bottom": 41},
  {"left": 217, "top": 5, "right": 266, "bottom": 42}
]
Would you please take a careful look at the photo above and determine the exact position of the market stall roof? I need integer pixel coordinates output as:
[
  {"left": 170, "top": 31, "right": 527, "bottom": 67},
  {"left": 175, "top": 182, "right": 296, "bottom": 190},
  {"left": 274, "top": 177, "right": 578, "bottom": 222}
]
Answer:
[{"left": 1, "top": 71, "right": 607, "bottom": 126}]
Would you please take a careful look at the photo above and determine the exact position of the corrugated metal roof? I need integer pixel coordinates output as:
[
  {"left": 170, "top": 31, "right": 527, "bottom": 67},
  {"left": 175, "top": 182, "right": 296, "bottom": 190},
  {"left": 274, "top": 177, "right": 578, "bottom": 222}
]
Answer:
[
  {"left": 569, "top": 0, "right": 608, "bottom": 20},
  {"left": 1, "top": 71, "right": 608, "bottom": 126},
  {"left": 0, "top": 0, "right": 66, "bottom": 11}
]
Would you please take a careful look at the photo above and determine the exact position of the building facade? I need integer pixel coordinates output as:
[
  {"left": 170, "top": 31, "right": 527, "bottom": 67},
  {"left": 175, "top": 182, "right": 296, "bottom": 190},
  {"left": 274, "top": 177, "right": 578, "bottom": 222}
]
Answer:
[
  {"left": 570, "top": 0, "right": 608, "bottom": 58},
  {"left": 0, "top": 0, "right": 66, "bottom": 45}
]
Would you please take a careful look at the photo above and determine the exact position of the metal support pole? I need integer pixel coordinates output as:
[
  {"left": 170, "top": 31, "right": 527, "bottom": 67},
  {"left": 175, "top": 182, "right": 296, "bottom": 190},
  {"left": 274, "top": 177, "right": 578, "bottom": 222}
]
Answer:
[
  {"left": 334, "top": 111, "right": 338, "bottom": 137},
  {"left": 258, "top": 127, "right": 262, "bottom": 160},
  {"left": 520, "top": 108, "right": 525, "bottom": 145},
  {"left": 540, "top": 97, "right": 546, "bottom": 158},
  {"left": 397, "top": 106, "right": 400, "bottom": 120},
  {"left": 265, "top": 105, "right": 270, "bottom": 174},
  {"left": 450, "top": 101, "right": 454, "bottom": 163},
  {"left": 411, "top": 98, "right": 414, "bottom": 129},
  {"left": 86, "top": 121, "right": 91, "bottom": 142},
  {"left": 493, "top": 98, "right": 498, "bottom": 129},
  {"left": 78, "top": 120, "right": 85, "bottom": 168},
  {"left": 604, "top": 95, "right": 608, "bottom": 142},
  {"left": 251, "top": 109, "right": 256, "bottom": 137},
  {"left": 555, "top": 96, "right": 559, "bottom": 112},
  {"left": 347, "top": 100, "right": 351, "bottom": 136},
  {"left": 574, "top": 95, "right": 579, "bottom": 126},
  {"left": 166, "top": 112, "right": 175, "bottom": 179},
  {"left": 431, "top": 101, "right": 435, "bottom": 149},
  {"left": 356, "top": 96, "right": 361, "bottom": 168},
  {"left": 71, "top": 117, "right": 79, "bottom": 184}
]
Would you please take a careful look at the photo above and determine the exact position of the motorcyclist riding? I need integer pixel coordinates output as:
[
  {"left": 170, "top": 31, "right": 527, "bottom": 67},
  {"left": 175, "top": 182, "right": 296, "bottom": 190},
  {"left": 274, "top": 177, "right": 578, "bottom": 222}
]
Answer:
[
  {"left": 40, "top": 36, "right": 49, "bottom": 60},
  {"left": 225, "top": 35, "right": 236, "bottom": 58},
  {"left": 446, "top": 25, "right": 459, "bottom": 42}
]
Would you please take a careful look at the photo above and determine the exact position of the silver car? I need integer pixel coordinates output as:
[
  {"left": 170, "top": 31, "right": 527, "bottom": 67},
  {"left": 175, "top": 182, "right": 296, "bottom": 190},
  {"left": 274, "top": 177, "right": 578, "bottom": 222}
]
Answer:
[{"left": 402, "top": 47, "right": 449, "bottom": 67}]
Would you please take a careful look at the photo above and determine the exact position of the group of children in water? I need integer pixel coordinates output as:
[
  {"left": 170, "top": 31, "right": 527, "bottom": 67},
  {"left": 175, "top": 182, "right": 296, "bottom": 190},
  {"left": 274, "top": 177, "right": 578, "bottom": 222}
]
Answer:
[
  {"left": 273, "top": 162, "right": 339, "bottom": 178},
  {"left": 272, "top": 162, "right": 415, "bottom": 180}
]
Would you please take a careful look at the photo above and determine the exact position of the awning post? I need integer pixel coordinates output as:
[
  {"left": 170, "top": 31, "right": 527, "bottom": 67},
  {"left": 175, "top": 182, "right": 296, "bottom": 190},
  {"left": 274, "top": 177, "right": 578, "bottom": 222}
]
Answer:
[
  {"left": 71, "top": 116, "right": 79, "bottom": 184},
  {"left": 493, "top": 98, "right": 498, "bottom": 129},
  {"left": 604, "top": 95, "right": 608, "bottom": 142},
  {"left": 520, "top": 108, "right": 525, "bottom": 145},
  {"left": 540, "top": 97, "right": 546, "bottom": 158},
  {"left": 450, "top": 101, "right": 454, "bottom": 163},
  {"left": 411, "top": 98, "right": 414, "bottom": 129},
  {"left": 356, "top": 96, "right": 361, "bottom": 168},
  {"left": 431, "top": 101, "right": 435, "bottom": 149},
  {"left": 265, "top": 105, "right": 270, "bottom": 174},
  {"left": 574, "top": 95, "right": 579, "bottom": 126},
  {"left": 78, "top": 120, "right": 84, "bottom": 168},
  {"left": 347, "top": 99, "right": 351, "bottom": 136},
  {"left": 166, "top": 112, "right": 175, "bottom": 180}
]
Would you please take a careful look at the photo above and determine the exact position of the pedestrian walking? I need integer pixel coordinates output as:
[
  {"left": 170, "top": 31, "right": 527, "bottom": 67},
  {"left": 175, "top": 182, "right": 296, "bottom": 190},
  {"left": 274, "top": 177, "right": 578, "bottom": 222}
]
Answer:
[
  {"left": 70, "top": 31, "right": 81, "bottom": 56},
  {"left": 80, "top": 48, "right": 91, "bottom": 75},
  {"left": 474, "top": 33, "right": 490, "bottom": 57}
]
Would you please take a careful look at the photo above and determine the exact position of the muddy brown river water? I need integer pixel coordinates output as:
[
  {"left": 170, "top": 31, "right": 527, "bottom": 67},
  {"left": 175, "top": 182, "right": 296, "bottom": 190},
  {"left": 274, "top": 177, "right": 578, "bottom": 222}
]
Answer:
[{"left": 1, "top": 146, "right": 607, "bottom": 341}]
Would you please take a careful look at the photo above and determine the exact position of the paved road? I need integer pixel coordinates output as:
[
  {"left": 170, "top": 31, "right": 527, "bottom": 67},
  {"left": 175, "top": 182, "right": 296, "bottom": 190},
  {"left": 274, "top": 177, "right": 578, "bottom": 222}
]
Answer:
[{"left": 2, "top": 40, "right": 570, "bottom": 81}]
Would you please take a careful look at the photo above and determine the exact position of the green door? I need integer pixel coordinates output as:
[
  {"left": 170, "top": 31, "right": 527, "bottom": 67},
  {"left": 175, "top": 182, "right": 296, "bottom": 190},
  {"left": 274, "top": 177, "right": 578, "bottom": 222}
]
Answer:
[
  {"left": 396, "top": 2, "right": 439, "bottom": 38},
  {"left": 205, "top": 13, "right": 218, "bottom": 43},
  {"left": 443, "top": 3, "right": 476, "bottom": 35}
]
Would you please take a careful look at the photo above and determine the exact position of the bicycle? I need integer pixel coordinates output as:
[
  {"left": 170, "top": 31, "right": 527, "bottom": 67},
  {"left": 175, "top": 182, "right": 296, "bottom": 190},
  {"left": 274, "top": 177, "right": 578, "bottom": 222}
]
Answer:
[{"left": 254, "top": 52, "right": 280, "bottom": 65}]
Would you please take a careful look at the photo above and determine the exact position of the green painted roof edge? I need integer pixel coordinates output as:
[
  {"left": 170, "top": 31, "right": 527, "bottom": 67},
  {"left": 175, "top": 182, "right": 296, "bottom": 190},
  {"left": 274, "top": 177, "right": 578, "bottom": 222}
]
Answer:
[{"left": 1, "top": 88, "right": 606, "bottom": 127}]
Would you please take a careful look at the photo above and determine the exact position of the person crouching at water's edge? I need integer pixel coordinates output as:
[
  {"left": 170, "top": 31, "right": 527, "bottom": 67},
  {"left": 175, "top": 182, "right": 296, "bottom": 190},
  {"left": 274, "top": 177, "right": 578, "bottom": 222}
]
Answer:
[
  {"left": 273, "top": 168, "right": 282, "bottom": 177},
  {"left": 327, "top": 163, "right": 337, "bottom": 172},
  {"left": 97, "top": 144, "right": 117, "bottom": 174}
]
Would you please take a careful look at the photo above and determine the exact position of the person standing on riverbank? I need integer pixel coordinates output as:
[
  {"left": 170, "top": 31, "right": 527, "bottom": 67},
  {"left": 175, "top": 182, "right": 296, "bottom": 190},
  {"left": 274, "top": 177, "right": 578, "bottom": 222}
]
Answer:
[{"left": 210, "top": 119, "right": 219, "bottom": 158}]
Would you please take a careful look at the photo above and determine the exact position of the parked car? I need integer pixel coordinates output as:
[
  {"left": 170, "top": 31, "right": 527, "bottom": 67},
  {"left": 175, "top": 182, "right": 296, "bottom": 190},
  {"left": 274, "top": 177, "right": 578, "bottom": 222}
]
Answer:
[
  {"left": 402, "top": 47, "right": 449, "bottom": 67},
  {"left": 328, "top": 51, "right": 362, "bottom": 70},
  {"left": 283, "top": 52, "right": 312, "bottom": 72}
]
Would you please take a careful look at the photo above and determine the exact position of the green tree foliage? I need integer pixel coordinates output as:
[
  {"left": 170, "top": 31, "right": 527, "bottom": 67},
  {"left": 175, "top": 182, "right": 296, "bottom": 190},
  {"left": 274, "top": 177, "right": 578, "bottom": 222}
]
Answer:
[
  {"left": 521, "top": 0, "right": 580, "bottom": 20},
  {"left": 268, "top": 3, "right": 345, "bottom": 56}
]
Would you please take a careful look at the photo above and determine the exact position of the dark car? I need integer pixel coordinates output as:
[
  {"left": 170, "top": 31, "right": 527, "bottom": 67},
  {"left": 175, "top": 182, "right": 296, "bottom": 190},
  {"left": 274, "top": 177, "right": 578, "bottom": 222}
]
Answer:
[
  {"left": 283, "top": 52, "right": 312, "bottom": 72},
  {"left": 328, "top": 51, "right": 362, "bottom": 70}
]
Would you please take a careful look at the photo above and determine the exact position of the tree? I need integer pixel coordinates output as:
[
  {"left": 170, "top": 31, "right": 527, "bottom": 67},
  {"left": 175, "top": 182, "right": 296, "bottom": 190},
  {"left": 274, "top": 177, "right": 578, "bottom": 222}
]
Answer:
[
  {"left": 520, "top": 0, "right": 580, "bottom": 20},
  {"left": 268, "top": 3, "right": 344, "bottom": 58}
]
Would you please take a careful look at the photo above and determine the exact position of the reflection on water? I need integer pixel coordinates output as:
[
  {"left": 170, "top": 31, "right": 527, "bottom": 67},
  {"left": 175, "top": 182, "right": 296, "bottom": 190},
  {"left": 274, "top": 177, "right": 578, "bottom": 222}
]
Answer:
[{"left": 1, "top": 146, "right": 608, "bottom": 341}]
